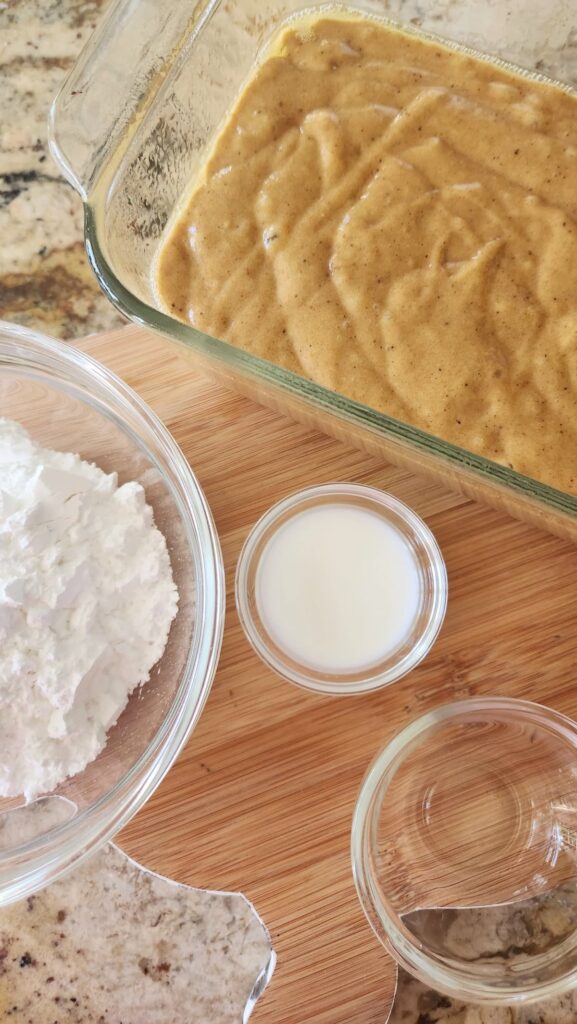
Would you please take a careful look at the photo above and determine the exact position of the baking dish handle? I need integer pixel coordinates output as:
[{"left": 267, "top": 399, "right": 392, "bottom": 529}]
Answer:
[{"left": 48, "top": 0, "right": 213, "bottom": 199}]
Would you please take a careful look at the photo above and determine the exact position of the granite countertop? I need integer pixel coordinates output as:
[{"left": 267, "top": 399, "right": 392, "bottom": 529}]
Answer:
[
  {"left": 0, "top": 803, "right": 274, "bottom": 1024},
  {"left": 0, "top": 0, "right": 124, "bottom": 339},
  {"left": 393, "top": 970, "right": 577, "bottom": 1024},
  {"left": 392, "top": 887, "right": 577, "bottom": 1022}
]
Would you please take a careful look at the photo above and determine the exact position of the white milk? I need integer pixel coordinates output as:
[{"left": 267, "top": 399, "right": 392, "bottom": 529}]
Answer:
[{"left": 255, "top": 504, "right": 422, "bottom": 674}]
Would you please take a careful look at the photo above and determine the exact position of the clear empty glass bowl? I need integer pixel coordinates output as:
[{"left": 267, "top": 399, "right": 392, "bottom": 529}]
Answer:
[
  {"left": 0, "top": 321, "right": 224, "bottom": 906},
  {"left": 352, "top": 697, "right": 577, "bottom": 1005}
]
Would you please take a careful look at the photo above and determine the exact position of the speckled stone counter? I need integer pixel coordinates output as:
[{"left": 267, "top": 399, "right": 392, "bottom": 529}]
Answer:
[
  {"left": 392, "top": 970, "right": 577, "bottom": 1023},
  {"left": 0, "top": 0, "right": 124, "bottom": 338},
  {"left": 391, "top": 886, "right": 577, "bottom": 1022},
  {"left": 0, "top": 844, "right": 273, "bottom": 1024}
]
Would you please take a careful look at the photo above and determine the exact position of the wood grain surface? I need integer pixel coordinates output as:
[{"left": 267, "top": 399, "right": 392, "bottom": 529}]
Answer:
[{"left": 79, "top": 324, "right": 577, "bottom": 1024}]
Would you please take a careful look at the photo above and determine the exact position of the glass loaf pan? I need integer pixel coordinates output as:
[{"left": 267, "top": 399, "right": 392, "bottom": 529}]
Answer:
[{"left": 49, "top": 0, "right": 577, "bottom": 541}]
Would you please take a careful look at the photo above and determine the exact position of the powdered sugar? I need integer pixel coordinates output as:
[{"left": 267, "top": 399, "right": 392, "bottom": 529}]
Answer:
[{"left": 0, "top": 418, "right": 179, "bottom": 801}]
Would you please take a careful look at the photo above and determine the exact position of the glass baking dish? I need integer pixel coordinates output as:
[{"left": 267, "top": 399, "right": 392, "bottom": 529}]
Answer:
[{"left": 49, "top": 0, "right": 577, "bottom": 541}]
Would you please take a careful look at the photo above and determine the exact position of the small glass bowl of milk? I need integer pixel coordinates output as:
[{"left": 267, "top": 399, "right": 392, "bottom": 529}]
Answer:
[{"left": 235, "top": 483, "right": 447, "bottom": 694}]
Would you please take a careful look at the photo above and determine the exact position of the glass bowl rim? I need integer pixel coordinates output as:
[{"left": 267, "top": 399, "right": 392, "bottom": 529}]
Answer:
[
  {"left": 351, "top": 696, "right": 577, "bottom": 1005},
  {"left": 0, "top": 320, "right": 225, "bottom": 897},
  {"left": 235, "top": 482, "right": 447, "bottom": 695}
]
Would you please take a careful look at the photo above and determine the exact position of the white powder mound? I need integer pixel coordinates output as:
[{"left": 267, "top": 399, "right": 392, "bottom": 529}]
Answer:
[{"left": 0, "top": 418, "right": 179, "bottom": 801}]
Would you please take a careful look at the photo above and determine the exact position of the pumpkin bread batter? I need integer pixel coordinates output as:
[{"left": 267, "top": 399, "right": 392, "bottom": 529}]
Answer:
[{"left": 155, "top": 16, "right": 577, "bottom": 493}]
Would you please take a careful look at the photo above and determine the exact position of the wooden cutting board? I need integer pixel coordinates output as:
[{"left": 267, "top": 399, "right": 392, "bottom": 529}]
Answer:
[{"left": 79, "top": 324, "right": 577, "bottom": 1024}]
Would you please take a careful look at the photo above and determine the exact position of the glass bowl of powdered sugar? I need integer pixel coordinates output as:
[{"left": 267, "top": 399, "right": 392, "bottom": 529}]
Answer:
[{"left": 0, "top": 320, "right": 224, "bottom": 906}]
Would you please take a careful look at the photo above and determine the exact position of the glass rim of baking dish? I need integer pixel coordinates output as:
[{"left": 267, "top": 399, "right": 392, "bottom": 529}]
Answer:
[{"left": 84, "top": 203, "right": 577, "bottom": 525}]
